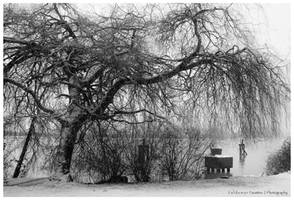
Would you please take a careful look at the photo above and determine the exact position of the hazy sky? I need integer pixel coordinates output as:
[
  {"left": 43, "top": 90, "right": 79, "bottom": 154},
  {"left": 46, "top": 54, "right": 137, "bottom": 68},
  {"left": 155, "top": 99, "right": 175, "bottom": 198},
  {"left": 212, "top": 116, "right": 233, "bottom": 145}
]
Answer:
[{"left": 250, "top": 4, "right": 290, "bottom": 60}]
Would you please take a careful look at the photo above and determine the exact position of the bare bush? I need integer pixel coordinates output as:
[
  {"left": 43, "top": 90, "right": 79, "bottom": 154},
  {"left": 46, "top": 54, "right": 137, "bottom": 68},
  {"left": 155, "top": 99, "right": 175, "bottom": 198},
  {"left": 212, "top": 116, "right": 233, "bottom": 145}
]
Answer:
[
  {"left": 266, "top": 137, "right": 290, "bottom": 175},
  {"left": 71, "top": 122, "right": 128, "bottom": 183},
  {"left": 159, "top": 126, "right": 210, "bottom": 181},
  {"left": 70, "top": 119, "right": 210, "bottom": 183},
  {"left": 123, "top": 121, "right": 163, "bottom": 182}
]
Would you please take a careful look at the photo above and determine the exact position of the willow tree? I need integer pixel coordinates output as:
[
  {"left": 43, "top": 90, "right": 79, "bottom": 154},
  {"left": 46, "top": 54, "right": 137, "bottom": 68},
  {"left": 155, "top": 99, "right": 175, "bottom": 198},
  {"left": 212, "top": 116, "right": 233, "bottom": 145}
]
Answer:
[{"left": 3, "top": 3, "right": 289, "bottom": 180}]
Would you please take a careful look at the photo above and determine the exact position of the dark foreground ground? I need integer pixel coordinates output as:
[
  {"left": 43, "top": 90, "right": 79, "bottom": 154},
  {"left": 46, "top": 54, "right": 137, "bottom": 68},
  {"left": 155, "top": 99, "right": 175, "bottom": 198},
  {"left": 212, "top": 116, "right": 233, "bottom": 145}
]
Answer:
[{"left": 4, "top": 172, "right": 290, "bottom": 197}]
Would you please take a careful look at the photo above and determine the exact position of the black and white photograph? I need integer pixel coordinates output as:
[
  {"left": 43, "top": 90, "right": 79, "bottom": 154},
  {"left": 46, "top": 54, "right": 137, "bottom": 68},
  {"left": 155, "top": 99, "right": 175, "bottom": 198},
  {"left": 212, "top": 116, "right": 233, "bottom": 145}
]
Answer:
[{"left": 2, "top": 0, "right": 292, "bottom": 197}]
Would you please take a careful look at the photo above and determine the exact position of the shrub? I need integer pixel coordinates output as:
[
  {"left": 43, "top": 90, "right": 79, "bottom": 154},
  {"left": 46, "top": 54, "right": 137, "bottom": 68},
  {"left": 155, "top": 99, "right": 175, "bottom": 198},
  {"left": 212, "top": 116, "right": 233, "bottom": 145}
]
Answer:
[
  {"left": 266, "top": 137, "right": 290, "bottom": 175},
  {"left": 72, "top": 124, "right": 127, "bottom": 183},
  {"left": 71, "top": 121, "right": 210, "bottom": 183},
  {"left": 158, "top": 127, "right": 210, "bottom": 181},
  {"left": 113, "top": 122, "right": 164, "bottom": 182}
]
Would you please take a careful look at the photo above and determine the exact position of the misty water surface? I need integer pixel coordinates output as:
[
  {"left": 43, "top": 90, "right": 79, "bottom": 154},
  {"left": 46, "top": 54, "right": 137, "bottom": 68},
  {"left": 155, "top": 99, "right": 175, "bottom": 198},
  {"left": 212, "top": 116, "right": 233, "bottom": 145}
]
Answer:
[{"left": 215, "top": 137, "right": 286, "bottom": 176}]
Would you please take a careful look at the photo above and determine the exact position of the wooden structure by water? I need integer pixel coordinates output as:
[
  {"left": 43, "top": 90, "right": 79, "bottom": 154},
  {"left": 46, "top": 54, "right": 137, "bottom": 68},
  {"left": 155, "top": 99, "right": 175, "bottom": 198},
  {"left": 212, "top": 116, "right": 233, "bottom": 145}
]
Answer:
[{"left": 205, "top": 147, "right": 233, "bottom": 174}]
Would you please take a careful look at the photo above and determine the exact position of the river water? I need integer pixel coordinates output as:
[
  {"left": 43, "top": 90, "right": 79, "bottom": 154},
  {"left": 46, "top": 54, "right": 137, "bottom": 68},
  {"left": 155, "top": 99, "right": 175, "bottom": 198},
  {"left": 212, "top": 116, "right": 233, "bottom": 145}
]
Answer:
[{"left": 213, "top": 137, "right": 287, "bottom": 176}]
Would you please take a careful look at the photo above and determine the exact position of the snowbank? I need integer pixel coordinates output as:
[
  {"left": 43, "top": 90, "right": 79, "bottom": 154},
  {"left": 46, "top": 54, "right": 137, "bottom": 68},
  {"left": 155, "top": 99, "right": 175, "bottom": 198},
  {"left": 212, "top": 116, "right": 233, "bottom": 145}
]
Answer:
[{"left": 4, "top": 172, "right": 290, "bottom": 197}]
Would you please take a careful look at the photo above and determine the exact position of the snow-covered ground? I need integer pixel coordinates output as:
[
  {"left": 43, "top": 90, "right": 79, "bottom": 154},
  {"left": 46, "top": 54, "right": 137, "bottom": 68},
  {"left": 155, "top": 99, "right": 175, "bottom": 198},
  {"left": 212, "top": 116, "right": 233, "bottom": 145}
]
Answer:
[{"left": 4, "top": 172, "right": 290, "bottom": 197}]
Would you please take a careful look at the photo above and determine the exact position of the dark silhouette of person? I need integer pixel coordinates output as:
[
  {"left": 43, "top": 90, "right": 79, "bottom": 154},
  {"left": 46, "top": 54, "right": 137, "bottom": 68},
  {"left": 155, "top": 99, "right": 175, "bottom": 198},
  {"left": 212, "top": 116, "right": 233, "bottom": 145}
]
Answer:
[{"left": 239, "top": 139, "right": 247, "bottom": 158}]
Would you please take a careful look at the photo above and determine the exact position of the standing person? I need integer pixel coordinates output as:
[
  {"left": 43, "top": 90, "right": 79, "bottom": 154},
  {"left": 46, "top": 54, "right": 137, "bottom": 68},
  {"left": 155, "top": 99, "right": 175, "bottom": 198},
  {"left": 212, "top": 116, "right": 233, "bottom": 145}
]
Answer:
[{"left": 239, "top": 139, "right": 247, "bottom": 158}]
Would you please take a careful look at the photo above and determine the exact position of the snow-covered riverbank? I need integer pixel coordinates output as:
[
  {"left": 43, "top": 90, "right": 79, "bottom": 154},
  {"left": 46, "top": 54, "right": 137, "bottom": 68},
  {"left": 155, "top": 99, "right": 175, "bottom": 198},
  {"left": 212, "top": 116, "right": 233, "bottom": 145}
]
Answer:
[{"left": 4, "top": 172, "right": 290, "bottom": 197}]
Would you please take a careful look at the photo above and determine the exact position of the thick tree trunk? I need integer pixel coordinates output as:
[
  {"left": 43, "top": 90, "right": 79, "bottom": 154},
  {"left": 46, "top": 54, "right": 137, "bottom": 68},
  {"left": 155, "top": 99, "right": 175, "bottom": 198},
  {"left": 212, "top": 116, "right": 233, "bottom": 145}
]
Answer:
[
  {"left": 56, "top": 125, "right": 79, "bottom": 174},
  {"left": 13, "top": 117, "right": 36, "bottom": 178},
  {"left": 53, "top": 75, "right": 87, "bottom": 181},
  {"left": 53, "top": 112, "right": 87, "bottom": 181}
]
